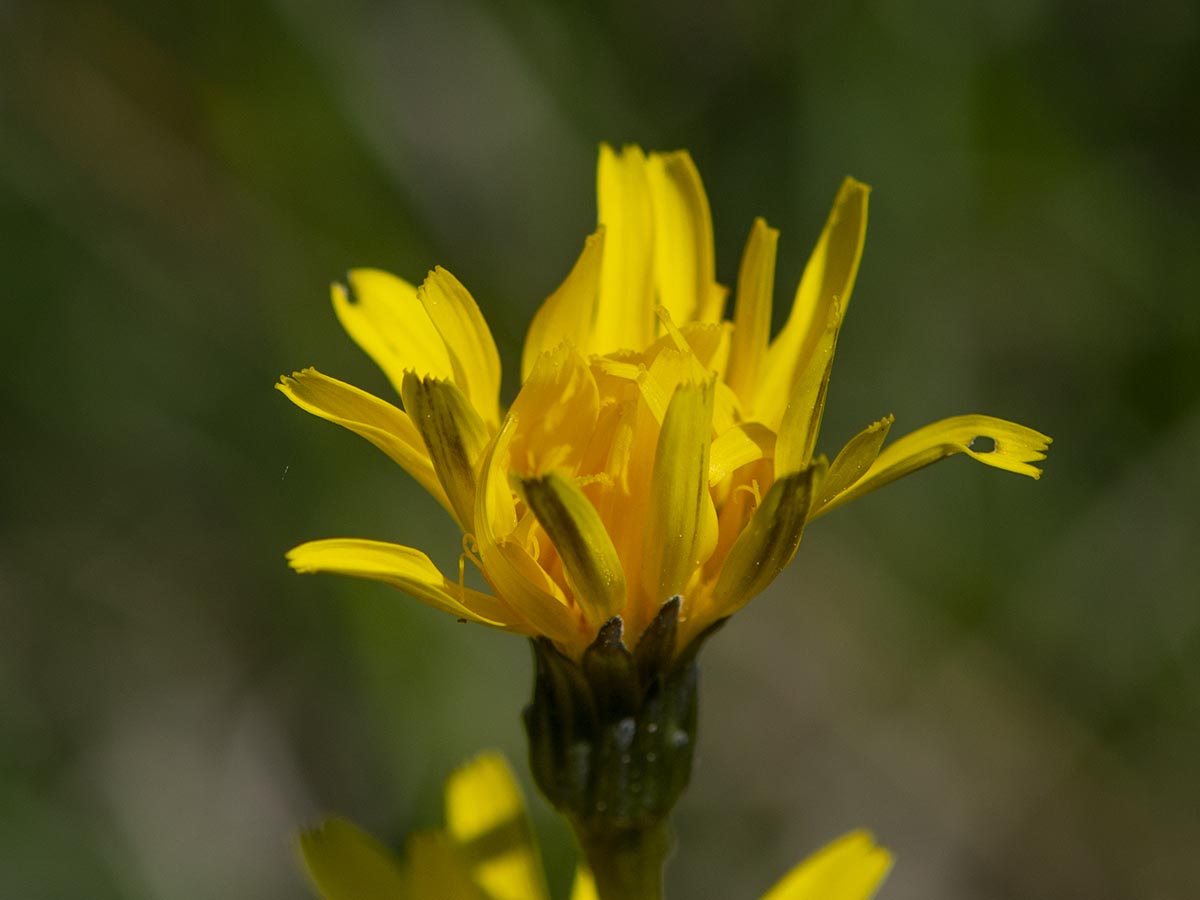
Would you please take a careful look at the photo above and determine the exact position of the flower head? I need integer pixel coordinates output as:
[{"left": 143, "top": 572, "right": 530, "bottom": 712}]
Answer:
[
  {"left": 280, "top": 145, "right": 1050, "bottom": 658},
  {"left": 299, "top": 752, "right": 892, "bottom": 900}
]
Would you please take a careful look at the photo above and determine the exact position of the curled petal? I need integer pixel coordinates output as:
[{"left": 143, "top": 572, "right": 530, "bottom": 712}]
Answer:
[{"left": 814, "top": 414, "right": 1052, "bottom": 517}]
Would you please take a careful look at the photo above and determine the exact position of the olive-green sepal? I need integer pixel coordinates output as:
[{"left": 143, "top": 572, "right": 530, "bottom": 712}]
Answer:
[{"left": 523, "top": 597, "right": 725, "bottom": 832}]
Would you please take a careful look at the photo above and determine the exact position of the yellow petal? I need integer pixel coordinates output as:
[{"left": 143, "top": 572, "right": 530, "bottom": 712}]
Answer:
[
  {"left": 517, "top": 472, "right": 626, "bottom": 629},
  {"left": 774, "top": 299, "right": 842, "bottom": 475},
  {"left": 757, "top": 178, "right": 869, "bottom": 430},
  {"left": 417, "top": 266, "right": 503, "bottom": 427},
  {"left": 760, "top": 830, "right": 892, "bottom": 900},
  {"left": 814, "top": 415, "right": 894, "bottom": 510},
  {"left": 298, "top": 817, "right": 409, "bottom": 900},
  {"left": 331, "top": 269, "right": 455, "bottom": 395},
  {"left": 646, "top": 150, "right": 717, "bottom": 325},
  {"left": 638, "top": 345, "right": 696, "bottom": 423},
  {"left": 642, "top": 381, "right": 718, "bottom": 605},
  {"left": 711, "top": 461, "right": 823, "bottom": 617},
  {"left": 814, "top": 414, "right": 1053, "bottom": 517},
  {"left": 679, "top": 321, "right": 732, "bottom": 376},
  {"left": 593, "top": 144, "right": 655, "bottom": 354},
  {"left": 521, "top": 229, "right": 605, "bottom": 382},
  {"left": 402, "top": 373, "right": 491, "bottom": 530},
  {"left": 569, "top": 867, "right": 599, "bottom": 900},
  {"left": 444, "top": 754, "right": 550, "bottom": 900},
  {"left": 726, "top": 217, "right": 779, "bottom": 409},
  {"left": 708, "top": 422, "right": 775, "bottom": 487},
  {"left": 286, "top": 538, "right": 523, "bottom": 629},
  {"left": 407, "top": 830, "right": 488, "bottom": 900},
  {"left": 475, "top": 420, "right": 583, "bottom": 648},
  {"left": 276, "top": 368, "right": 453, "bottom": 519},
  {"left": 696, "top": 281, "right": 729, "bottom": 325},
  {"left": 488, "top": 536, "right": 581, "bottom": 647},
  {"left": 508, "top": 345, "right": 600, "bottom": 477},
  {"left": 705, "top": 458, "right": 772, "bottom": 586},
  {"left": 644, "top": 311, "right": 734, "bottom": 413}
]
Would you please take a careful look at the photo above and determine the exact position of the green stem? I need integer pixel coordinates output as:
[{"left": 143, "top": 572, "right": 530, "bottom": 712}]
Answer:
[{"left": 574, "top": 818, "right": 671, "bottom": 900}]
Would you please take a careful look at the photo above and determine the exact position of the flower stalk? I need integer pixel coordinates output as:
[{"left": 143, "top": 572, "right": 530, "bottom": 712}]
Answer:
[{"left": 573, "top": 816, "right": 672, "bottom": 900}]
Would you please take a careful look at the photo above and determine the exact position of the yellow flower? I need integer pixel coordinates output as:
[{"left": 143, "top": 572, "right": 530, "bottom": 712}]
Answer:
[
  {"left": 280, "top": 145, "right": 1050, "bottom": 658},
  {"left": 299, "top": 752, "right": 892, "bottom": 900}
]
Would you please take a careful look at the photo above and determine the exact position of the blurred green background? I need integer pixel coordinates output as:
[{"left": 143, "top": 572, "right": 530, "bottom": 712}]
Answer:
[{"left": 2, "top": 0, "right": 1198, "bottom": 898}]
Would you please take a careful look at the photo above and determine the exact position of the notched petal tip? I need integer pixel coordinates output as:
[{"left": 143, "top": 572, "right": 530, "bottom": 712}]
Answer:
[
  {"left": 275, "top": 368, "right": 300, "bottom": 386},
  {"left": 962, "top": 419, "right": 1053, "bottom": 478},
  {"left": 285, "top": 544, "right": 316, "bottom": 572},
  {"left": 276, "top": 365, "right": 324, "bottom": 390}
]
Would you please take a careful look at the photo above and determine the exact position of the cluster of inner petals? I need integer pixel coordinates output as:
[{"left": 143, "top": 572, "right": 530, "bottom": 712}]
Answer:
[
  {"left": 491, "top": 313, "right": 773, "bottom": 653},
  {"left": 281, "top": 144, "right": 1051, "bottom": 660}
]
